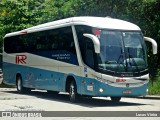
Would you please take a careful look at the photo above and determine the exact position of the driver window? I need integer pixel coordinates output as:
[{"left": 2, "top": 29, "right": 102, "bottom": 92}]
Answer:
[{"left": 75, "top": 25, "right": 95, "bottom": 69}]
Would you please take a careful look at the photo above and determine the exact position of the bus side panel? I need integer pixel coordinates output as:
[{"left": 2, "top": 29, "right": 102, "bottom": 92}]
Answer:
[
  {"left": 27, "top": 67, "right": 59, "bottom": 91},
  {"left": 58, "top": 65, "right": 81, "bottom": 92},
  {"left": 3, "top": 62, "right": 61, "bottom": 92},
  {"left": 27, "top": 66, "right": 59, "bottom": 91},
  {"left": 3, "top": 54, "right": 60, "bottom": 91},
  {"left": 3, "top": 53, "right": 22, "bottom": 86},
  {"left": 77, "top": 66, "right": 97, "bottom": 96},
  {"left": 3, "top": 62, "right": 17, "bottom": 85},
  {"left": 3, "top": 62, "right": 31, "bottom": 86}
]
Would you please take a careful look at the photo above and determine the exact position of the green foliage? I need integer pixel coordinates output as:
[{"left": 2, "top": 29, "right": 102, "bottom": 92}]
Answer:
[
  {"left": 39, "top": 0, "right": 76, "bottom": 23},
  {"left": 0, "top": 0, "right": 44, "bottom": 51},
  {"left": 149, "top": 80, "right": 160, "bottom": 95},
  {"left": 148, "top": 68, "right": 160, "bottom": 95}
]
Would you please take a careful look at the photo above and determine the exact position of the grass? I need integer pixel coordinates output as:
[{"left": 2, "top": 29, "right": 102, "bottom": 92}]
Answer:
[
  {"left": 149, "top": 69, "right": 160, "bottom": 95},
  {"left": 148, "top": 80, "right": 160, "bottom": 95}
]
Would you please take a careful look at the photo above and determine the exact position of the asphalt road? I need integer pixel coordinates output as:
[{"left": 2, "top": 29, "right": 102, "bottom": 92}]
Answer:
[{"left": 0, "top": 88, "right": 160, "bottom": 120}]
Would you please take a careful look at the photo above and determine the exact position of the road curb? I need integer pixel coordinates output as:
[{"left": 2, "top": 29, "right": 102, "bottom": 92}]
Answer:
[
  {"left": 140, "top": 95, "right": 160, "bottom": 99},
  {"left": 0, "top": 88, "right": 16, "bottom": 91},
  {"left": 126, "top": 95, "right": 160, "bottom": 100}
]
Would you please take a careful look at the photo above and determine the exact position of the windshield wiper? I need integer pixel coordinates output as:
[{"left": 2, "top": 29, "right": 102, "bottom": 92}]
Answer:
[
  {"left": 127, "top": 48, "right": 140, "bottom": 73},
  {"left": 105, "top": 60, "right": 117, "bottom": 64},
  {"left": 116, "top": 49, "right": 127, "bottom": 72}
]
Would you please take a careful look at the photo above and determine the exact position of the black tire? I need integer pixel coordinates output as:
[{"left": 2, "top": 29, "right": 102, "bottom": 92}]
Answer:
[
  {"left": 69, "top": 81, "right": 78, "bottom": 102},
  {"left": 16, "top": 76, "right": 31, "bottom": 93},
  {"left": 110, "top": 97, "right": 121, "bottom": 102}
]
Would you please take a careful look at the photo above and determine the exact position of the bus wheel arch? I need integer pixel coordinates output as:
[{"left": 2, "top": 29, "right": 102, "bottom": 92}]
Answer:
[
  {"left": 65, "top": 76, "right": 78, "bottom": 102},
  {"left": 16, "top": 73, "right": 30, "bottom": 93}
]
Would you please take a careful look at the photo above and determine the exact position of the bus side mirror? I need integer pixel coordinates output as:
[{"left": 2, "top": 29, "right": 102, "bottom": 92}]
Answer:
[
  {"left": 83, "top": 34, "right": 100, "bottom": 53},
  {"left": 144, "top": 37, "right": 157, "bottom": 54}
]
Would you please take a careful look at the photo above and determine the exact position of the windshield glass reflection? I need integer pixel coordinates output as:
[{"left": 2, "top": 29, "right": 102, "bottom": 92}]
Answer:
[{"left": 97, "top": 30, "right": 147, "bottom": 73}]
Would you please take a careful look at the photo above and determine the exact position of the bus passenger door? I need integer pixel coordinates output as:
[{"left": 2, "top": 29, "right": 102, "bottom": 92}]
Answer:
[{"left": 80, "top": 39, "right": 98, "bottom": 96}]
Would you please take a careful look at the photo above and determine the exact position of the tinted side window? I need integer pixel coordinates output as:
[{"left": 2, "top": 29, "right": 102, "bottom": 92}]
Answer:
[
  {"left": 47, "top": 27, "right": 76, "bottom": 54},
  {"left": 4, "top": 36, "right": 28, "bottom": 53},
  {"left": 4, "top": 26, "right": 76, "bottom": 54},
  {"left": 4, "top": 26, "right": 78, "bottom": 65},
  {"left": 4, "top": 37, "right": 16, "bottom": 53},
  {"left": 45, "top": 27, "right": 78, "bottom": 65}
]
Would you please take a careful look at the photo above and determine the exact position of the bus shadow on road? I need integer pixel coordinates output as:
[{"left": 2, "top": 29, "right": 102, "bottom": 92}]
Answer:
[{"left": 5, "top": 90, "right": 147, "bottom": 108}]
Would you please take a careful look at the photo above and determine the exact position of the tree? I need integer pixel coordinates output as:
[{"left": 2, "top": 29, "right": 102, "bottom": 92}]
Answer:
[
  {"left": 0, "top": 0, "right": 45, "bottom": 51},
  {"left": 39, "top": 0, "right": 74, "bottom": 23}
]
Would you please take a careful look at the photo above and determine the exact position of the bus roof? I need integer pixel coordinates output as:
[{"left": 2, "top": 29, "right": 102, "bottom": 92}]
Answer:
[{"left": 4, "top": 16, "right": 141, "bottom": 38}]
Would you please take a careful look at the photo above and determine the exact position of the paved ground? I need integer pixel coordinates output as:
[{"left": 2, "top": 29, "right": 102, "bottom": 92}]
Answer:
[{"left": 0, "top": 88, "right": 160, "bottom": 120}]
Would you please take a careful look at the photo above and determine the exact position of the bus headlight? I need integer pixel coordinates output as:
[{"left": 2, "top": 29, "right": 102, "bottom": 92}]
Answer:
[
  {"left": 146, "top": 89, "right": 148, "bottom": 93},
  {"left": 99, "top": 88, "right": 103, "bottom": 93}
]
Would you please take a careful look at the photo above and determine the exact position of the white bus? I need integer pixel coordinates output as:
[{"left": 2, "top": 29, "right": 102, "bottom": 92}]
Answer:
[{"left": 3, "top": 17, "right": 157, "bottom": 102}]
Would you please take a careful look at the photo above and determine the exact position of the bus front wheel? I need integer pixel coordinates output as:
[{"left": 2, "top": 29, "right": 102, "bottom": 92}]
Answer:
[
  {"left": 69, "top": 81, "right": 78, "bottom": 102},
  {"left": 110, "top": 97, "right": 121, "bottom": 102}
]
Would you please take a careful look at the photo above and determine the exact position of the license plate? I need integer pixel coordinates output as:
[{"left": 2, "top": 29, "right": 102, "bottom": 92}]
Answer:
[
  {"left": 123, "top": 90, "right": 132, "bottom": 94},
  {"left": 87, "top": 86, "right": 93, "bottom": 91}
]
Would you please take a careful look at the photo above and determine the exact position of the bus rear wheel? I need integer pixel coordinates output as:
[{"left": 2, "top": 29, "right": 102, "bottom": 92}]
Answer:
[
  {"left": 16, "top": 76, "right": 30, "bottom": 93},
  {"left": 110, "top": 97, "right": 121, "bottom": 102},
  {"left": 69, "top": 81, "right": 78, "bottom": 102}
]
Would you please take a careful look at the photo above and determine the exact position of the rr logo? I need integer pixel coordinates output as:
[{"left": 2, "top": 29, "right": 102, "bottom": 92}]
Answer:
[{"left": 16, "top": 55, "right": 27, "bottom": 64}]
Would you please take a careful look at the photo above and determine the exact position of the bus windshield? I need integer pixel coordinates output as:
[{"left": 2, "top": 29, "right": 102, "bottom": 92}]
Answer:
[{"left": 97, "top": 30, "right": 147, "bottom": 74}]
